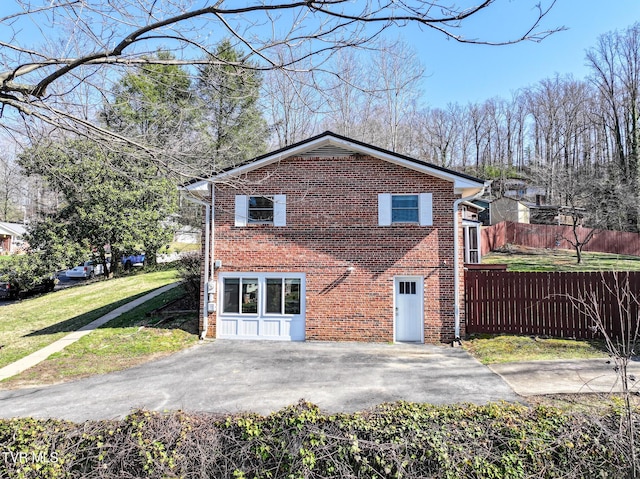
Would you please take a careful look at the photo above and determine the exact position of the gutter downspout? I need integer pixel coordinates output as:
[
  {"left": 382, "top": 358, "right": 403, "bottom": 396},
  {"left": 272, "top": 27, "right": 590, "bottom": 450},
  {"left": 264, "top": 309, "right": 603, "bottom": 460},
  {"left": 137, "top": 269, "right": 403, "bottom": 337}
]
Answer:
[
  {"left": 181, "top": 188, "right": 212, "bottom": 340},
  {"left": 453, "top": 184, "right": 488, "bottom": 344}
]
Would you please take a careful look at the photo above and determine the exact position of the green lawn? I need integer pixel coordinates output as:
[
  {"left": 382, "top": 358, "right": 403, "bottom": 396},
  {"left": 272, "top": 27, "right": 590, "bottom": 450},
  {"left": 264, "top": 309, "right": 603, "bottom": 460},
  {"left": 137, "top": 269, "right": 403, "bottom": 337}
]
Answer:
[
  {"left": 482, "top": 246, "right": 640, "bottom": 272},
  {"left": 463, "top": 334, "right": 608, "bottom": 364},
  {"left": 1, "top": 281, "right": 199, "bottom": 388},
  {"left": 0, "top": 269, "right": 192, "bottom": 373}
]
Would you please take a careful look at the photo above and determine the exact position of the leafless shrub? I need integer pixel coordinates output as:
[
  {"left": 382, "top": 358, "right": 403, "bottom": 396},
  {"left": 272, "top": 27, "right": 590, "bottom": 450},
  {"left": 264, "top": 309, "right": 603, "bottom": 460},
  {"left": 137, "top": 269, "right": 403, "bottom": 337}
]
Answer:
[{"left": 569, "top": 271, "right": 640, "bottom": 478}]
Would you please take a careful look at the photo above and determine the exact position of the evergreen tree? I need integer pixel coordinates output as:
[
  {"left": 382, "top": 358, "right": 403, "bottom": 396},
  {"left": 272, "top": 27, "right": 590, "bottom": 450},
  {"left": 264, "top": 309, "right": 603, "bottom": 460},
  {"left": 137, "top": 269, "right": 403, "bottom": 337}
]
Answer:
[{"left": 196, "top": 39, "right": 268, "bottom": 173}]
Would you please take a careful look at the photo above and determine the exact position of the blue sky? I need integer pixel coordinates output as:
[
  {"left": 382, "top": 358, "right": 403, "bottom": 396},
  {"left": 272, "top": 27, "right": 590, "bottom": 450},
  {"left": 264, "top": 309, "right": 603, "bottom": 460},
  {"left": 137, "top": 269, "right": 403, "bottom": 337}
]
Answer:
[
  {"left": 1, "top": 1, "right": 638, "bottom": 113},
  {"left": 407, "top": 0, "right": 640, "bottom": 108}
]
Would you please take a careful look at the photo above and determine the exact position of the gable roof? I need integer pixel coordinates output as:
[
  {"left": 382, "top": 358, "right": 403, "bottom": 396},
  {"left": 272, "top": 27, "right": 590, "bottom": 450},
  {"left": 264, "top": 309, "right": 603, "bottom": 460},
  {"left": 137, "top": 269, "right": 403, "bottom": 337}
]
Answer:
[{"left": 185, "top": 131, "right": 487, "bottom": 197}]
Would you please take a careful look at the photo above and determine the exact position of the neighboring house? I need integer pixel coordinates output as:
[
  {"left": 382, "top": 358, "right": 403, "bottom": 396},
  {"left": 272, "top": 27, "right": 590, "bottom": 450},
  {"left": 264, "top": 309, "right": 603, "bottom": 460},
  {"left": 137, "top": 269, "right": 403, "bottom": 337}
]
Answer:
[
  {"left": 528, "top": 203, "right": 585, "bottom": 226},
  {"left": 470, "top": 198, "right": 491, "bottom": 226},
  {"left": 489, "top": 197, "right": 583, "bottom": 227},
  {"left": 493, "top": 178, "right": 546, "bottom": 201},
  {"left": 173, "top": 225, "right": 200, "bottom": 244},
  {"left": 0, "top": 222, "right": 26, "bottom": 254},
  {"left": 489, "top": 197, "right": 530, "bottom": 225},
  {"left": 183, "top": 131, "right": 487, "bottom": 344}
]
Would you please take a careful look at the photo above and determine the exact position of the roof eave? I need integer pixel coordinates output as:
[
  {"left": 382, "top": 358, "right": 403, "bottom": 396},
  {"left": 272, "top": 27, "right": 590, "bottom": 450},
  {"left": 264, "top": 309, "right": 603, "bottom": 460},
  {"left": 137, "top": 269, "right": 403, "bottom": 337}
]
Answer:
[
  {"left": 181, "top": 180, "right": 210, "bottom": 194},
  {"left": 205, "top": 133, "right": 486, "bottom": 193}
]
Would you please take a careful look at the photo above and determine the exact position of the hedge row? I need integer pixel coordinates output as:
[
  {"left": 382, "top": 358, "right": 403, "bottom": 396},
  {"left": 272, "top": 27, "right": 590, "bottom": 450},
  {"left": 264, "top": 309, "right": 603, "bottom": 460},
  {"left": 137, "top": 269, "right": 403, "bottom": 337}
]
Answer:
[{"left": 0, "top": 401, "right": 635, "bottom": 478}]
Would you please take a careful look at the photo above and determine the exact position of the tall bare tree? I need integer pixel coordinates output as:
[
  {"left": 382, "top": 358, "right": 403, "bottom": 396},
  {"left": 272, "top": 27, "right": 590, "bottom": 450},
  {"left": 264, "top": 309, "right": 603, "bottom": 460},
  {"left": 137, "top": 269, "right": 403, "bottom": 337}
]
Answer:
[
  {"left": 587, "top": 23, "right": 640, "bottom": 231},
  {"left": 263, "top": 49, "right": 322, "bottom": 148},
  {"left": 368, "top": 39, "right": 425, "bottom": 152},
  {"left": 0, "top": 153, "right": 24, "bottom": 222}
]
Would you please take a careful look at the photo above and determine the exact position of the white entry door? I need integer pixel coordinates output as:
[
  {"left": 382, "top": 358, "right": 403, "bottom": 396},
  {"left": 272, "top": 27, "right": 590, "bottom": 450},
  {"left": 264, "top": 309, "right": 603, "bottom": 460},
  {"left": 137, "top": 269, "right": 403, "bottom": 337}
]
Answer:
[{"left": 394, "top": 276, "right": 424, "bottom": 342}]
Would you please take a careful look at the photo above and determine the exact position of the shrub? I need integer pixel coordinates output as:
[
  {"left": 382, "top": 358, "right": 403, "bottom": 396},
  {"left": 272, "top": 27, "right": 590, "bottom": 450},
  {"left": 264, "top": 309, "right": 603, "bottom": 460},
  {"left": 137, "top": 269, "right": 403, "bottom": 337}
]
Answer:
[
  {"left": 0, "top": 401, "right": 636, "bottom": 478},
  {"left": 174, "top": 251, "right": 201, "bottom": 307}
]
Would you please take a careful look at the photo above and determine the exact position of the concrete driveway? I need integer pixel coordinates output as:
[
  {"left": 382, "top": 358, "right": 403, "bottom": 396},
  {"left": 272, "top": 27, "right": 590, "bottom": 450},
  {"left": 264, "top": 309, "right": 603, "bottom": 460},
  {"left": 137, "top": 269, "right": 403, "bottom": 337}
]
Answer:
[{"left": 0, "top": 340, "right": 519, "bottom": 422}]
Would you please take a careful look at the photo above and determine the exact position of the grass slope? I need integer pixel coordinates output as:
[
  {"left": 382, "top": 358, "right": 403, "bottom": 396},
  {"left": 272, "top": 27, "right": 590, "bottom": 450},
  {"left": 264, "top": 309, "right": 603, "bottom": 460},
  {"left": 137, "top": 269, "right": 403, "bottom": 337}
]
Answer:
[
  {"left": 0, "top": 269, "right": 198, "bottom": 388},
  {"left": 2, "top": 283, "right": 198, "bottom": 388}
]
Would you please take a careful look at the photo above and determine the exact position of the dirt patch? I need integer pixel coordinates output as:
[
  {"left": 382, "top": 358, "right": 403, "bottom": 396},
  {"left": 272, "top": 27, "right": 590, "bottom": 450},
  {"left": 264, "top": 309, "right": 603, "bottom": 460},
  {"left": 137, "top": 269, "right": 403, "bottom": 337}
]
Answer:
[{"left": 145, "top": 294, "right": 199, "bottom": 335}]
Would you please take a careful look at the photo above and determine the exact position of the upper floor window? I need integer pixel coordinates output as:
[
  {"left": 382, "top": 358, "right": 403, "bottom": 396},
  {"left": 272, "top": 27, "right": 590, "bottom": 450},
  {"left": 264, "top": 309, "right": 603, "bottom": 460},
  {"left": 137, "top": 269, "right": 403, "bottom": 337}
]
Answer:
[
  {"left": 248, "top": 196, "right": 274, "bottom": 223},
  {"left": 235, "top": 195, "right": 286, "bottom": 227},
  {"left": 378, "top": 193, "right": 432, "bottom": 226},
  {"left": 391, "top": 195, "right": 419, "bottom": 223}
]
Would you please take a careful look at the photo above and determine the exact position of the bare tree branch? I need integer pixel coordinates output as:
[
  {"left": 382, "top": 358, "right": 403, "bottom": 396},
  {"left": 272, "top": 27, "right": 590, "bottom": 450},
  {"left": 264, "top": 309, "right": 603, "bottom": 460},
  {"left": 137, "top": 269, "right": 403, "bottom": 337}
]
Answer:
[{"left": 0, "top": 0, "right": 561, "bottom": 179}]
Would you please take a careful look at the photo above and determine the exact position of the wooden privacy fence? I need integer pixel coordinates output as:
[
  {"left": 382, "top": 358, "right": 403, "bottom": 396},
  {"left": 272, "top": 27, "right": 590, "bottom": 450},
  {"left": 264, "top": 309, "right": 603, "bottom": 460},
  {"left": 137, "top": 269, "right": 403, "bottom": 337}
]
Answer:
[
  {"left": 481, "top": 221, "right": 640, "bottom": 257},
  {"left": 465, "top": 270, "right": 640, "bottom": 339}
]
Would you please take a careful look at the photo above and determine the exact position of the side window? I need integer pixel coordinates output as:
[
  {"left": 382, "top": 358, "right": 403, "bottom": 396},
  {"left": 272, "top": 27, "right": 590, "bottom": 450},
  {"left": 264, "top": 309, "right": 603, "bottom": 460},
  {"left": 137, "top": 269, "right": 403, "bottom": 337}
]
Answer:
[
  {"left": 223, "top": 278, "right": 240, "bottom": 313},
  {"left": 265, "top": 278, "right": 301, "bottom": 314},
  {"left": 235, "top": 195, "right": 286, "bottom": 227},
  {"left": 223, "top": 278, "right": 259, "bottom": 314},
  {"left": 378, "top": 193, "right": 432, "bottom": 226},
  {"left": 391, "top": 195, "right": 419, "bottom": 223},
  {"left": 248, "top": 196, "right": 274, "bottom": 223}
]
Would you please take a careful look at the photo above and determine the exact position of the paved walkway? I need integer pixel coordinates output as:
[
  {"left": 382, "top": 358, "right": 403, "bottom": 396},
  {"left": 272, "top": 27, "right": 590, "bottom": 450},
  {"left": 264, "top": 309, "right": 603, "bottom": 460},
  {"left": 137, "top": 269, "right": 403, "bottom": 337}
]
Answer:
[
  {"left": 490, "top": 358, "right": 640, "bottom": 396},
  {"left": 0, "top": 283, "right": 180, "bottom": 382}
]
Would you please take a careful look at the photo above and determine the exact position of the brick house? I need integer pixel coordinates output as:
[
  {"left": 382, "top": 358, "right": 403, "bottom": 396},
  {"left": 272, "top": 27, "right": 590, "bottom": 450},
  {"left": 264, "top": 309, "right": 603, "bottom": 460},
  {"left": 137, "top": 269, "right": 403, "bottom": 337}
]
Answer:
[{"left": 183, "top": 132, "right": 487, "bottom": 343}]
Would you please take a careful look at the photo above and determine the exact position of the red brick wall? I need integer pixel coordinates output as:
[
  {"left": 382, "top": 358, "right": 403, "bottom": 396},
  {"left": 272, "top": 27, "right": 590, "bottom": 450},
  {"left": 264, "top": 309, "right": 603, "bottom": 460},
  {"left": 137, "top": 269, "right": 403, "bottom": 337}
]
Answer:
[{"left": 202, "top": 155, "right": 464, "bottom": 343}]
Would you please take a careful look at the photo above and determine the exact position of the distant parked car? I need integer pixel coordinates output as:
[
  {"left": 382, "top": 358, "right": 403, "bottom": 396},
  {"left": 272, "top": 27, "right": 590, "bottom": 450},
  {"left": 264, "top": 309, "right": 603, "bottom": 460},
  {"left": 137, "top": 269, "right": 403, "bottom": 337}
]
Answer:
[
  {"left": 0, "top": 274, "right": 56, "bottom": 299},
  {"left": 65, "top": 260, "right": 104, "bottom": 279},
  {"left": 0, "top": 277, "right": 19, "bottom": 299},
  {"left": 122, "top": 253, "right": 146, "bottom": 270}
]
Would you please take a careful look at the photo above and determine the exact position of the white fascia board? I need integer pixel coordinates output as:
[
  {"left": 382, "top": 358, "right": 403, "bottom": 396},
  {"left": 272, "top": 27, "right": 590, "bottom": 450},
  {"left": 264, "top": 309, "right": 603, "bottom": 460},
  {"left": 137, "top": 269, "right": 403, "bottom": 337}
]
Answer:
[
  {"left": 181, "top": 180, "right": 210, "bottom": 195},
  {"left": 0, "top": 223, "right": 25, "bottom": 236},
  {"left": 0, "top": 225, "right": 16, "bottom": 236},
  {"left": 455, "top": 180, "right": 491, "bottom": 198},
  {"left": 182, "top": 179, "right": 209, "bottom": 191},
  {"left": 462, "top": 201, "right": 485, "bottom": 211}
]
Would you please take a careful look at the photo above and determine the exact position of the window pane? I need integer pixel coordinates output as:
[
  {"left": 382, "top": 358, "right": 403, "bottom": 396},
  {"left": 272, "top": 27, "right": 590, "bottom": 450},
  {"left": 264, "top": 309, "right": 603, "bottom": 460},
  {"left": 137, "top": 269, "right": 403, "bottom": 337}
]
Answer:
[
  {"left": 248, "top": 196, "right": 274, "bottom": 223},
  {"left": 242, "top": 279, "right": 259, "bottom": 314},
  {"left": 249, "top": 209, "right": 274, "bottom": 222},
  {"left": 223, "top": 278, "right": 240, "bottom": 313},
  {"left": 391, "top": 195, "right": 419, "bottom": 223},
  {"left": 392, "top": 195, "right": 418, "bottom": 208},
  {"left": 469, "top": 227, "right": 478, "bottom": 249},
  {"left": 266, "top": 278, "right": 282, "bottom": 314},
  {"left": 392, "top": 208, "right": 419, "bottom": 222},
  {"left": 249, "top": 196, "right": 273, "bottom": 208},
  {"left": 284, "top": 279, "right": 301, "bottom": 314}
]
